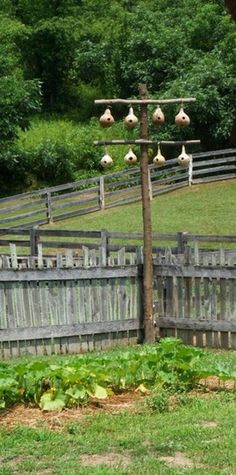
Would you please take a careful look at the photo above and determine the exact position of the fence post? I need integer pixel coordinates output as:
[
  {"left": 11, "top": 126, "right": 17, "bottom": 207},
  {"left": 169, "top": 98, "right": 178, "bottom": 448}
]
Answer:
[
  {"left": 30, "top": 226, "right": 39, "bottom": 256},
  {"left": 148, "top": 167, "right": 153, "bottom": 200},
  {"left": 177, "top": 231, "right": 188, "bottom": 254},
  {"left": 45, "top": 191, "right": 53, "bottom": 223},
  {"left": 99, "top": 176, "right": 105, "bottom": 209},
  {"left": 188, "top": 155, "right": 193, "bottom": 187},
  {"left": 100, "top": 229, "right": 109, "bottom": 266}
]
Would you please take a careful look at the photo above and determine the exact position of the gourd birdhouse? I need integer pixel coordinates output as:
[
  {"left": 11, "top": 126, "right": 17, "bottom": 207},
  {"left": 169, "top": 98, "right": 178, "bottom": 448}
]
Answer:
[
  {"left": 153, "top": 144, "right": 166, "bottom": 166},
  {"left": 99, "top": 108, "right": 115, "bottom": 128},
  {"left": 124, "top": 107, "right": 138, "bottom": 128},
  {"left": 177, "top": 145, "right": 190, "bottom": 167},
  {"left": 124, "top": 148, "right": 138, "bottom": 165},
  {"left": 152, "top": 106, "right": 165, "bottom": 125},
  {"left": 100, "top": 153, "right": 113, "bottom": 168},
  {"left": 175, "top": 107, "right": 190, "bottom": 127}
]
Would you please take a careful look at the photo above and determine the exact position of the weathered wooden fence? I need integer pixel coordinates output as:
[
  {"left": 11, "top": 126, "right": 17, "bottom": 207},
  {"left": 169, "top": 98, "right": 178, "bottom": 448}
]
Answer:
[
  {"left": 154, "top": 247, "right": 236, "bottom": 349},
  {"left": 0, "top": 148, "right": 235, "bottom": 229},
  {"left": 0, "top": 238, "right": 236, "bottom": 358},
  {"left": 0, "top": 245, "right": 143, "bottom": 358}
]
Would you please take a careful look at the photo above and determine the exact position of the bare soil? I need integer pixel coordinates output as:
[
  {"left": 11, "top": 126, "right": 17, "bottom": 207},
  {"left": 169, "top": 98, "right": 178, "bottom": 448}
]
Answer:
[
  {"left": 0, "top": 392, "right": 141, "bottom": 431},
  {"left": 80, "top": 452, "right": 131, "bottom": 468},
  {"left": 159, "top": 451, "right": 195, "bottom": 468}
]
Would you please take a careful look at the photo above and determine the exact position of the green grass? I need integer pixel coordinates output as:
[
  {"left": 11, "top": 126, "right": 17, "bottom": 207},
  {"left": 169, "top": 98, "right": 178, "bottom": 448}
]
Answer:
[
  {"left": 44, "top": 179, "right": 236, "bottom": 236},
  {"left": 1, "top": 386, "right": 236, "bottom": 474}
]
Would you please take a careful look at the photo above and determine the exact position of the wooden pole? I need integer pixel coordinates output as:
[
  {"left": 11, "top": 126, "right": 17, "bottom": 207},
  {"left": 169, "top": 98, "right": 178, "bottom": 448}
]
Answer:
[
  {"left": 95, "top": 97, "right": 197, "bottom": 105},
  {"left": 139, "top": 84, "right": 155, "bottom": 343},
  {"left": 94, "top": 139, "right": 201, "bottom": 146}
]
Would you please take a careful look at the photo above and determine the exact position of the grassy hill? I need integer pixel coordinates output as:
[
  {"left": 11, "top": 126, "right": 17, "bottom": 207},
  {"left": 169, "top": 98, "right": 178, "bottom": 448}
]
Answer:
[{"left": 45, "top": 179, "right": 236, "bottom": 236}]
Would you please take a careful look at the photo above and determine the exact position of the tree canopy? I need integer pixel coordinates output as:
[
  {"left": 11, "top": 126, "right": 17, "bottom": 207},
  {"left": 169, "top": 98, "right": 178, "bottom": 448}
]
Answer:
[{"left": 0, "top": 0, "right": 235, "bottom": 191}]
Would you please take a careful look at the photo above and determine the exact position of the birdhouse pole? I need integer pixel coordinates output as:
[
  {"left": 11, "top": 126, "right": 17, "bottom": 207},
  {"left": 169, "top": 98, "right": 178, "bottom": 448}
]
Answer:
[
  {"left": 138, "top": 83, "right": 155, "bottom": 342},
  {"left": 94, "top": 86, "right": 200, "bottom": 344}
]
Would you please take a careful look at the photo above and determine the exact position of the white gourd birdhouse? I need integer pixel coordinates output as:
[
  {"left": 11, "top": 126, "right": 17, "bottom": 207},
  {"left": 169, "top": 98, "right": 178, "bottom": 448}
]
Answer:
[
  {"left": 99, "top": 108, "right": 115, "bottom": 128},
  {"left": 124, "top": 148, "right": 138, "bottom": 165},
  {"left": 153, "top": 144, "right": 166, "bottom": 166},
  {"left": 152, "top": 106, "right": 165, "bottom": 125},
  {"left": 175, "top": 107, "right": 190, "bottom": 127},
  {"left": 100, "top": 153, "right": 113, "bottom": 168},
  {"left": 124, "top": 107, "right": 138, "bottom": 128},
  {"left": 177, "top": 145, "right": 190, "bottom": 167}
]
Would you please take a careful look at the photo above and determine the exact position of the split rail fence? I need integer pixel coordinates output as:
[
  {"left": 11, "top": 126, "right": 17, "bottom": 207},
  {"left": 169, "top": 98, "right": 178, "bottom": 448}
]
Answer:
[
  {"left": 0, "top": 148, "right": 235, "bottom": 229},
  {"left": 0, "top": 233, "right": 236, "bottom": 358}
]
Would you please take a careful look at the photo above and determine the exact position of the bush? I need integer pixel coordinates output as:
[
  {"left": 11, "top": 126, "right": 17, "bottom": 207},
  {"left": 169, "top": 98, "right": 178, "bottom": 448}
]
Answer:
[
  {"left": 31, "top": 141, "right": 75, "bottom": 186},
  {"left": 17, "top": 116, "right": 142, "bottom": 188},
  {"left": 0, "top": 147, "right": 31, "bottom": 196}
]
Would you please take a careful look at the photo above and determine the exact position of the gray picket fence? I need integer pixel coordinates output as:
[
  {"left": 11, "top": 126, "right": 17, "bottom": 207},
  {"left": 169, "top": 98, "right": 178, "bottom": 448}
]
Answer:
[{"left": 0, "top": 239, "right": 236, "bottom": 358}]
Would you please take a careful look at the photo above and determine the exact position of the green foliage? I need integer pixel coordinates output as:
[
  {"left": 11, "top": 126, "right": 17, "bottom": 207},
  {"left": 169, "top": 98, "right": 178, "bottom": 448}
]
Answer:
[
  {"left": 31, "top": 141, "right": 75, "bottom": 185},
  {"left": 0, "top": 13, "right": 41, "bottom": 153},
  {"left": 1, "top": 338, "right": 236, "bottom": 412},
  {"left": 17, "top": 117, "right": 138, "bottom": 187},
  {"left": 0, "top": 0, "right": 236, "bottom": 192},
  {"left": 0, "top": 76, "right": 41, "bottom": 143},
  {"left": 0, "top": 146, "right": 31, "bottom": 195}
]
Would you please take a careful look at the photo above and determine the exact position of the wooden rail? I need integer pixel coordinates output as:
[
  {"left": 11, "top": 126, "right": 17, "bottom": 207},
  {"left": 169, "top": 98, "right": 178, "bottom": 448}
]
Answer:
[
  {"left": 0, "top": 148, "right": 235, "bottom": 229},
  {"left": 1, "top": 229, "right": 236, "bottom": 256}
]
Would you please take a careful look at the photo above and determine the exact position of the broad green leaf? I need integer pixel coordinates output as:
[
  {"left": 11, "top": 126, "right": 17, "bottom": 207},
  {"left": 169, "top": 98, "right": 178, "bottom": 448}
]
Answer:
[
  {"left": 65, "top": 387, "right": 86, "bottom": 401},
  {"left": 39, "top": 391, "right": 66, "bottom": 411},
  {"left": 89, "top": 384, "right": 108, "bottom": 399}
]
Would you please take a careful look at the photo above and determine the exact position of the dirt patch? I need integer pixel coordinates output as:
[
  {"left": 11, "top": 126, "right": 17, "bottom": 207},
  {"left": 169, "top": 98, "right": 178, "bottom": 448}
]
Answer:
[
  {"left": 200, "top": 421, "right": 218, "bottom": 428},
  {"left": 0, "top": 392, "right": 141, "bottom": 431},
  {"left": 159, "top": 451, "right": 194, "bottom": 468},
  {"left": 80, "top": 452, "right": 131, "bottom": 467},
  {"left": 199, "top": 376, "right": 236, "bottom": 391}
]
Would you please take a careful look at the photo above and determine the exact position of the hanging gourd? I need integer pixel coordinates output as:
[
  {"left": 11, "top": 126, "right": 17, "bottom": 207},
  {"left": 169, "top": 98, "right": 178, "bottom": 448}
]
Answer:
[
  {"left": 153, "top": 144, "right": 166, "bottom": 166},
  {"left": 177, "top": 145, "right": 190, "bottom": 167},
  {"left": 124, "top": 148, "right": 138, "bottom": 165},
  {"left": 100, "top": 153, "right": 113, "bottom": 168},
  {"left": 175, "top": 106, "right": 190, "bottom": 127},
  {"left": 124, "top": 106, "right": 138, "bottom": 128},
  {"left": 152, "top": 106, "right": 165, "bottom": 125},
  {"left": 99, "top": 108, "right": 115, "bottom": 128}
]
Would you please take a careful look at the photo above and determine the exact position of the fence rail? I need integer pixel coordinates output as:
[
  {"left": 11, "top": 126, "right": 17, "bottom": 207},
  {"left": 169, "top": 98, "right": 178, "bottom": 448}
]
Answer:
[
  {"left": 0, "top": 148, "right": 235, "bottom": 229},
  {"left": 1, "top": 229, "right": 236, "bottom": 257}
]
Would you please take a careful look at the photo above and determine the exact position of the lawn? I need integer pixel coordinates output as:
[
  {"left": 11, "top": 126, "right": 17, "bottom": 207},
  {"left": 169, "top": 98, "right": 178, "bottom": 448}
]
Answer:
[
  {"left": 1, "top": 394, "right": 236, "bottom": 475},
  {"left": 1, "top": 341, "right": 236, "bottom": 474},
  {"left": 45, "top": 179, "right": 236, "bottom": 236}
]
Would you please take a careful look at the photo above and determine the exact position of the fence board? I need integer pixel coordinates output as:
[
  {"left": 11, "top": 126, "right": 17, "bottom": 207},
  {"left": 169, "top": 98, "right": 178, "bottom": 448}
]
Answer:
[{"left": 0, "top": 319, "right": 142, "bottom": 342}]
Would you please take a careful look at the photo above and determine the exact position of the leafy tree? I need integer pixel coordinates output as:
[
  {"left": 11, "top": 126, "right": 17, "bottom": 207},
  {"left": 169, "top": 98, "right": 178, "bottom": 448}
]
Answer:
[
  {"left": 0, "top": 14, "right": 41, "bottom": 145},
  {"left": 24, "top": 16, "right": 78, "bottom": 109}
]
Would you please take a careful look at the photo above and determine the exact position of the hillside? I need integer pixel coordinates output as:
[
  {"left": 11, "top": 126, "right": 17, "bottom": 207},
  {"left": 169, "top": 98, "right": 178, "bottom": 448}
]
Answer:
[{"left": 44, "top": 179, "right": 236, "bottom": 236}]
